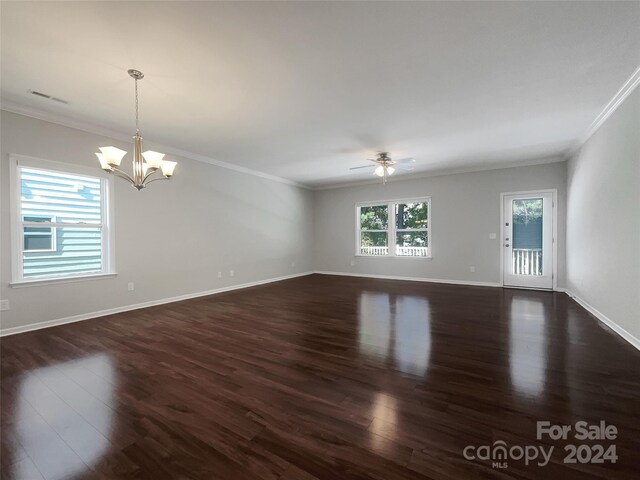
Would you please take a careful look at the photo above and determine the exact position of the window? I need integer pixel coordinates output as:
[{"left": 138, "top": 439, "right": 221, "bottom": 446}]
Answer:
[
  {"left": 23, "top": 215, "right": 56, "bottom": 252},
  {"left": 11, "top": 156, "right": 114, "bottom": 284},
  {"left": 356, "top": 198, "right": 431, "bottom": 258},
  {"left": 395, "top": 202, "right": 429, "bottom": 256},
  {"left": 359, "top": 204, "right": 389, "bottom": 256}
]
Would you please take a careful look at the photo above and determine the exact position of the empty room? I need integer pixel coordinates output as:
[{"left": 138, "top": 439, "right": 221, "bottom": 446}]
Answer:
[{"left": 1, "top": 1, "right": 639, "bottom": 479}]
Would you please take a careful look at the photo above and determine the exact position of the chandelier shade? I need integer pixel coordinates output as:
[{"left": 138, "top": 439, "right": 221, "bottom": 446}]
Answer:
[
  {"left": 161, "top": 161, "right": 177, "bottom": 177},
  {"left": 141, "top": 151, "right": 165, "bottom": 169},
  {"left": 95, "top": 153, "right": 112, "bottom": 171},
  {"left": 99, "top": 146, "right": 127, "bottom": 167},
  {"left": 95, "top": 69, "right": 177, "bottom": 190}
]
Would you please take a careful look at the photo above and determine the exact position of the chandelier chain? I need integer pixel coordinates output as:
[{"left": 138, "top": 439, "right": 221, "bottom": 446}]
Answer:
[{"left": 134, "top": 78, "right": 139, "bottom": 134}]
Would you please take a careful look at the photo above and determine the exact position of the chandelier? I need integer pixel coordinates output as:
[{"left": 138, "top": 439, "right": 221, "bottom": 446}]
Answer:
[{"left": 95, "top": 69, "right": 177, "bottom": 190}]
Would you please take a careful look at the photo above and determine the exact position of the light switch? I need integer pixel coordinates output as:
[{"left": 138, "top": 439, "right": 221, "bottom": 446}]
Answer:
[{"left": 489, "top": 233, "right": 497, "bottom": 239}]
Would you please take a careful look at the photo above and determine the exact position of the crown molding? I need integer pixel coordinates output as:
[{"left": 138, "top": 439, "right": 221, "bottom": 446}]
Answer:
[
  {"left": 565, "top": 64, "right": 640, "bottom": 158},
  {"left": 311, "top": 154, "right": 566, "bottom": 191},
  {"left": 7, "top": 59, "right": 638, "bottom": 192},
  {"left": 0, "top": 100, "right": 308, "bottom": 189}
]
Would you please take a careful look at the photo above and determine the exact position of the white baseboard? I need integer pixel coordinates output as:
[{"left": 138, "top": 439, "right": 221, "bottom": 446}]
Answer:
[
  {"left": 6, "top": 272, "right": 635, "bottom": 354},
  {"left": 313, "top": 270, "right": 501, "bottom": 287},
  {"left": 0, "top": 271, "right": 314, "bottom": 337},
  {"left": 564, "top": 289, "right": 640, "bottom": 352}
]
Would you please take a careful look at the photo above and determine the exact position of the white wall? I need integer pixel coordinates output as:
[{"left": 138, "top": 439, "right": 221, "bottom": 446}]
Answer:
[
  {"left": 0, "top": 111, "right": 314, "bottom": 332},
  {"left": 6, "top": 96, "right": 637, "bottom": 346},
  {"left": 566, "top": 87, "right": 640, "bottom": 343},
  {"left": 313, "top": 162, "right": 567, "bottom": 286}
]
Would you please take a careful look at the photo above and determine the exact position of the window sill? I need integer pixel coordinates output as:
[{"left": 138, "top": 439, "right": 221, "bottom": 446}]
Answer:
[
  {"left": 10, "top": 272, "right": 117, "bottom": 288},
  {"left": 354, "top": 254, "right": 432, "bottom": 259}
]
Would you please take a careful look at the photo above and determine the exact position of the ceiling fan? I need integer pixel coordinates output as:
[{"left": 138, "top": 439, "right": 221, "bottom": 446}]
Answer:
[{"left": 350, "top": 152, "right": 415, "bottom": 183}]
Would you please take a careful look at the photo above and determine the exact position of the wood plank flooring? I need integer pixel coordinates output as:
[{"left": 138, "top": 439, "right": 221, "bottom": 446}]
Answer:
[{"left": 1, "top": 274, "right": 639, "bottom": 479}]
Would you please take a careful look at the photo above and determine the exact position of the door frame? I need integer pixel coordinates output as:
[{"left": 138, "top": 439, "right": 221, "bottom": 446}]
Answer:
[{"left": 499, "top": 189, "right": 558, "bottom": 291}]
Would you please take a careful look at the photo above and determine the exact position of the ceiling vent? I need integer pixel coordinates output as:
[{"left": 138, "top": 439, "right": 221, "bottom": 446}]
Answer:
[{"left": 28, "top": 90, "right": 69, "bottom": 104}]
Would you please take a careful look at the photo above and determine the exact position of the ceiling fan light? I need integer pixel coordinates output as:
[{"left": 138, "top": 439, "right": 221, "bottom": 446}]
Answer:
[
  {"left": 142, "top": 150, "right": 165, "bottom": 169},
  {"left": 374, "top": 165, "right": 384, "bottom": 177},
  {"left": 95, "top": 153, "right": 113, "bottom": 171},
  {"left": 98, "top": 146, "right": 127, "bottom": 166},
  {"left": 386, "top": 166, "right": 395, "bottom": 175},
  {"left": 161, "top": 160, "right": 177, "bottom": 177}
]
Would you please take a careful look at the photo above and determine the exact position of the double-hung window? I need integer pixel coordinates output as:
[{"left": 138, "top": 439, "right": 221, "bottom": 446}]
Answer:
[
  {"left": 356, "top": 198, "right": 431, "bottom": 258},
  {"left": 11, "top": 155, "right": 115, "bottom": 284}
]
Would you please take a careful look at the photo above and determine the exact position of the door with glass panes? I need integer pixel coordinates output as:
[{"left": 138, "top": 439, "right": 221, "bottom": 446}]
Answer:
[{"left": 502, "top": 192, "right": 554, "bottom": 289}]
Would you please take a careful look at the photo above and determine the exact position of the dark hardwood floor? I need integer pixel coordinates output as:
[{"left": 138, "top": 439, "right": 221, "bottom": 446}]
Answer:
[{"left": 1, "top": 274, "right": 639, "bottom": 479}]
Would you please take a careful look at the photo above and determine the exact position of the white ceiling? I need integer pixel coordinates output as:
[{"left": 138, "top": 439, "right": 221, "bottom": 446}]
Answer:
[{"left": 2, "top": 1, "right": 639, "bottom": 188}]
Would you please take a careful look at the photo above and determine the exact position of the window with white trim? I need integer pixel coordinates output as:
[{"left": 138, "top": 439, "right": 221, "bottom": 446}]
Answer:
[
  {"left": 356, "top": 198, "right": 431, "bottom": 257},
  {"left": 11, "top": 156, "right": 114, "bottom": 283}
]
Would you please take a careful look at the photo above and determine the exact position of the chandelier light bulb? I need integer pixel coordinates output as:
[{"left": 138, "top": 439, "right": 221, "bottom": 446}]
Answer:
[
  {"left": 374, "top": 165, "right": 385, "bottom": 177},
  {"left": 386, "top": 166, "right": 395, "bottom": 175}
]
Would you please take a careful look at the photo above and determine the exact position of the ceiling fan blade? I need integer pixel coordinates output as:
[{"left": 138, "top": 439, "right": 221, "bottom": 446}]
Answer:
[
  {"left": 394, "top": 157, "right": 416, "bottom": 164},
  {"left": 349, "top": 165, "right": 376, "bottom": 171},
  {"left": 396, "top": 165, "right": 415, "bottom": 172}
]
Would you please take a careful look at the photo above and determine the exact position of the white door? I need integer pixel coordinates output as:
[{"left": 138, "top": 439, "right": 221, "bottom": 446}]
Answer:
[{"left": 502, "top": 192, "right": 554, "bottom": 289}]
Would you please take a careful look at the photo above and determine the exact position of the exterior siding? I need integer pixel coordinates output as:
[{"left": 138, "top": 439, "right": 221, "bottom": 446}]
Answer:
[{"left": 20, "top": 167, "right": 103, "bottom": 278}]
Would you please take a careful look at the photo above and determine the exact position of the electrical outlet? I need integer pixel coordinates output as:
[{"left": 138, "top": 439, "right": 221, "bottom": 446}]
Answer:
[
  {"left": 350, "top": 260, "right": 355, "bottom": 266},
  {"left": 469, "top": 266, "right": 476, "bottom": 273},
  {"left": 218, "top": 271, "right": 222, "bottom": 278},
  {"left": 0, "top": 300, "right": 10, "bottom": 311},
  {"left": 291, "top": 261, "right": 296, "bottom": 268},
  {"left": 127, "top": 282, "right": 135, "bottom": 291},
  {"left": 489, "top": 233, "right": 497, "bottom": 239},
  {"left": 229, "top": 270, "right": 234, "bottom": 277}
]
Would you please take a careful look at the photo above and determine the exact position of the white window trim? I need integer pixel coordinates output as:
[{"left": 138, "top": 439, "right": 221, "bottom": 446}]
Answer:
[
  {"left": 9, "top": 154, "right": 116, "bottom": 287},
  {"left": 355, "top": 196, "right": 432, "bottom": 259}
]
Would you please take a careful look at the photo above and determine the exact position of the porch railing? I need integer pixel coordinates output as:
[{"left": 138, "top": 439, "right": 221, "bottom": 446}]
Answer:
[
  {"left": 360, "top": 246, "right": 429, "bottom": 257},
  {"left": 513, "top": 248, "right": 542, "bottom": 276}
]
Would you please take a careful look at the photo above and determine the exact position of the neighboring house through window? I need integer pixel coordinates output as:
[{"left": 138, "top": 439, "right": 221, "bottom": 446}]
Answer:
[
  {"left": 23, "top": 215, "right": 56, "bottom": 252},
  {"left": 10, "top": 155, "right": 115, "bottom": 284}
]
